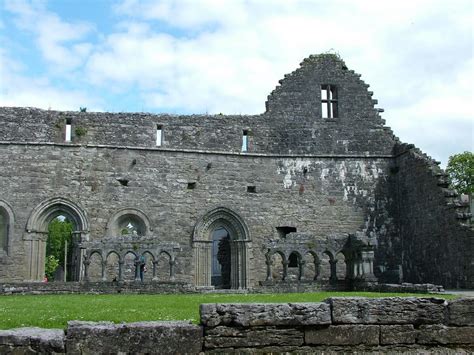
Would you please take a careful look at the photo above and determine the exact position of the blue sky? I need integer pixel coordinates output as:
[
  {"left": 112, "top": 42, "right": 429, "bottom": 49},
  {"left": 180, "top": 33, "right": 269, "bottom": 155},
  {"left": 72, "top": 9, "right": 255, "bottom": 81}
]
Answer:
[{"left": 0, "top": 0, "right": 472, "bottom": 166}]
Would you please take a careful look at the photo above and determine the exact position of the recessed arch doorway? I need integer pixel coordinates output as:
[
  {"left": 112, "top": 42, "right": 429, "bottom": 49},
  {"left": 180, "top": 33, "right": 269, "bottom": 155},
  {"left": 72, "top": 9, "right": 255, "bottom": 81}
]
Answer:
[{"left": 193, "top": 207, "right": 251, "bottom": 289}]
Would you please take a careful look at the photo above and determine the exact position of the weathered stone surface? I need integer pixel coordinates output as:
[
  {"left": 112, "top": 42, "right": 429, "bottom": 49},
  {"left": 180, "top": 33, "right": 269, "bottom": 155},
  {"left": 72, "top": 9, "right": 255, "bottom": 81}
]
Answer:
[
  {"left": 380, "top": 324, "right": 416, "bottom": 344},
  {"left": 305, "top": 325, "right": 379, "bottom": 345},
  {"left": 448, "top": 298, "right": 474, "bottom": 326},
  {"left": 204, "top": 326, "right": 303, "bottom": 349},
  {"left": 330, "top": 297, "right": 446, "bottom": 324},
  {"left": 65, "top": 320, "right": 202, "bottom": 354},
  {"left": 0, "top": 327, "right": 64, "bottom": 353},
  {"left": 200, "top": 302, "right": 331, "bottom": 327},
  {"left": 417, "top": 325, "right": 474, "bottom": 345}
]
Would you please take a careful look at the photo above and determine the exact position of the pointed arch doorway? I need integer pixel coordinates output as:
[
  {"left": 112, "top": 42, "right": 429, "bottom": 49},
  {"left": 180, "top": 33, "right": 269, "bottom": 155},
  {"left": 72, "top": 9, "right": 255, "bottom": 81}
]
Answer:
[{"left": 193, "top": 207, "right": 251, "bottom": 289}]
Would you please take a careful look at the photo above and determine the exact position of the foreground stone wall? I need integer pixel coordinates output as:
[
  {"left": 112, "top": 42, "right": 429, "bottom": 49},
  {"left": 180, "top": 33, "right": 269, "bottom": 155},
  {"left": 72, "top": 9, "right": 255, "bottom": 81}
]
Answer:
[{"left": 1, "top": 298, "right": 473, "bottom": 354}]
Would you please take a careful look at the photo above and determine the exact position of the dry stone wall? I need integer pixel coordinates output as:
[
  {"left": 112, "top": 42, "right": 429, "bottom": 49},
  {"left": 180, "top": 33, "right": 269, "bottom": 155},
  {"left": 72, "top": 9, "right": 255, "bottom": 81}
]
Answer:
[{"left": 0, "top": 297, "right": 473, "bottom": 354}]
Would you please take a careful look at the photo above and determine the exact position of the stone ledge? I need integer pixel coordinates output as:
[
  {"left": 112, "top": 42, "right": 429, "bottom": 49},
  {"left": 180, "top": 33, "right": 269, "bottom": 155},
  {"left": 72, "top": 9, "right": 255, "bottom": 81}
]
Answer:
[
  {"left": 65, "top": 321, "right": 202, "bottom": 355},
  {"left": 0, "top": 327, "right": 64, "bottom": 353},
  {"left": 448, "top": 298, "right": 474, "bottom": 326},
  {"left": 330, "top": 297, "right": 447, "bottom": 324},
  {"left": 200, "top": 302, "right": 331, "bottom": 327}
]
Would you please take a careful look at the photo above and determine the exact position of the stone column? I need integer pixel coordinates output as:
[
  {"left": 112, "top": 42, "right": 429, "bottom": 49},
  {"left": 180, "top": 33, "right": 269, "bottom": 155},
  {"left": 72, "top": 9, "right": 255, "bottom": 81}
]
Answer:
[
  {"left": 118, "top": 260, "right": 124, "bottom": 282},
  {"left": 101, "top": 260, "right": 107, "bottom": 281},
  {"left": 265, "top": 254, "right": 273, "bottom": 281},
  {"left": 152, "top": 261, "right": 158, "bottom": 281},
  {"left": 134, "top": 257, "right": 141, "bottom": 282},
  {"left": 282, "top": 260, "right": 289, "bottom": 281},
  {"left": 169, "top": 258, "right": 176, "bottom": 281},
  {"left": 298, "top": 260, "right": 306, "bottom": 281},
  {"left": 83, "top": 257, "right": 90, "bottom": 282}
]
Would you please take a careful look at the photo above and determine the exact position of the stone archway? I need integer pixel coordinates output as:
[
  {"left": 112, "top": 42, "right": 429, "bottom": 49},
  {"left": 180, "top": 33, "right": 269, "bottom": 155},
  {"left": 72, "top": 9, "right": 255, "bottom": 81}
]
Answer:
[
  {"left": 193, "top": 207, "right": 251, "bottom": 289},
  {"left": 24, "top": 197, "right": 89, "bottom": 281}
]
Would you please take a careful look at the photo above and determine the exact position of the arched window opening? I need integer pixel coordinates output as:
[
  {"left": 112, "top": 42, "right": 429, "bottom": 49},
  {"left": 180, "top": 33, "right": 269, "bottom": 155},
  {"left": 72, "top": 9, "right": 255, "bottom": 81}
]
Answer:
[
  {"left": 288, "top": 252, "right": 299, "bottom": 267},
  {"left": 118, "top": 214, "right": 146, "bottom": 236},
  {"left": 211, "top": 227, "right": 231, "bottom": 289},
  {"left": 45, "top": 214, "right": 74, "bottom": 281}
]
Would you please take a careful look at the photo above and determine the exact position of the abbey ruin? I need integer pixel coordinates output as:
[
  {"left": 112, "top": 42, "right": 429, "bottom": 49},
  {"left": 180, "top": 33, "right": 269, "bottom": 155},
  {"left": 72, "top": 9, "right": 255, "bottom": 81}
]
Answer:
[{"left": 0, "top": 54, "right": 472, "bottom": 289}]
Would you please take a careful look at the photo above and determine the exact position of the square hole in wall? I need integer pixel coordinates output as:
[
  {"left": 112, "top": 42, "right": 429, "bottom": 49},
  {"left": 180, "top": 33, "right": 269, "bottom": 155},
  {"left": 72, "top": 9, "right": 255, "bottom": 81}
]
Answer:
[
  {"left": 276, "top": 226, "right": 297, "bottom": 238},
  {"left": 187, "top": 182, "right": 197, "bottom": 189},
  {"left": 247, "top": 186, "right": 256, "bottom": 193}
]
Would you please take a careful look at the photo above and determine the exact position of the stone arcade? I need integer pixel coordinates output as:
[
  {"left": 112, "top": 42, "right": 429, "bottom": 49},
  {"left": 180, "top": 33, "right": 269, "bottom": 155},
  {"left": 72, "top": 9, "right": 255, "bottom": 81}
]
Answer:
[{"left": 0, "top": 54, "right": 472, "bottom": 289}]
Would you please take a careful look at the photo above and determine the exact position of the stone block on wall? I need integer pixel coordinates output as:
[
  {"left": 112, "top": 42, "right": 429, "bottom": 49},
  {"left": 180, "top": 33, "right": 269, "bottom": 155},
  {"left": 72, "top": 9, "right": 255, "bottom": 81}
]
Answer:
[
  {"left": 65, "top": 320, "right": 202, "bottom": 354},
  {"left": 417, "top": 325, "right": 474, "bottom": 345},
  {"left": 200, "top": 302, "right": 331, "bottom": 327},
  {"left": 448, "top": 298, "right": 474, "bottom": 326},
  {"left": 204, "top": 326, "right": 304, "bottom": 349},
  {"left": 380, "top": 325, "right": 416, "bottom": 345},
  {"left": 0, "top": 327, "right": 64, "bottom": 353},
  {"left": 305, "top": 325, "right": 379, "bottom": 345},
  {"left": 330, "top": 297, "right": 446, "bottom": 324}
]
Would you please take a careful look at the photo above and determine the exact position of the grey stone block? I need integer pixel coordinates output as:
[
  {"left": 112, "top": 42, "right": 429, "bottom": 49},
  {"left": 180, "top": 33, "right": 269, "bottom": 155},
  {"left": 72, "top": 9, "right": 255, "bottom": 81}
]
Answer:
[
  {"left": 305, "top": 325, "right": 379, "bottom": 345},
  {"left": 380, "top": 324, "right": 416, "bottom": 344},
  {"left": 417, "top": 325, "right": 474, "bottom": 345},
  {"left": 200, "top": 302, "right": 331, "bottom": 327},
  {"left": 330, "top": 297, "right": 447, "bottom": 324},
  {"left": 448, "top": 298, "right": 474, "bottom": 326},
  {"left": 204, "top": 326, "right": 304, "bottom": 349},
  {"left": 0, "top": 327, "right": 65, "bottom": 353},
  {"left": 65, "top": 320, "right": 202, "bottom": 354}
]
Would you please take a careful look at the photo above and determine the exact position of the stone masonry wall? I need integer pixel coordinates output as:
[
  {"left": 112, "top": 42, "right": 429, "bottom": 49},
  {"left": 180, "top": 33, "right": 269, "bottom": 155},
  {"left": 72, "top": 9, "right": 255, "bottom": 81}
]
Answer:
[
  {"left": 0, "top": 297, "right": 473, "bottom": 354},
  {"left": 392, "top": 145, "right": 474, "bottom": 288},
  {"left": 0, "top": 142, "right": 392, "bottom": 285}
]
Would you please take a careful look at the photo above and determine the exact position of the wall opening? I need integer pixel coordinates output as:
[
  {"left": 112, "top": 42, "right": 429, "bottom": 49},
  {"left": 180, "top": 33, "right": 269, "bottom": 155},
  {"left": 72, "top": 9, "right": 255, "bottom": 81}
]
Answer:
[
  {"left": 242, "top": 130, "right": 248, "bottom": 152},
  {"left": 65, "top": 118, "right": 72, "bottom": 142},
  {"left": 288, "top": 252, "right": 299, "bottom": 268},
  {"left": 45, "top": 215, "right": 74, "bottom": 282},
  {"left": 156, "top": 125, "right": 163, "bottom": 146},
  {"left": 321, "top": 84, "right": 338, "bottom": 118},
  {"left": 211, "top": 227, "right": 231, "bottom": 289},
  {"left": 276, "top": 226, "right": 297, "bottom": 238},
  {"left": 187, "top": 182, "right": 197, "bottom": 190},
  {"left": 247, "top": 185, "right": 256, "bottom": 193}
]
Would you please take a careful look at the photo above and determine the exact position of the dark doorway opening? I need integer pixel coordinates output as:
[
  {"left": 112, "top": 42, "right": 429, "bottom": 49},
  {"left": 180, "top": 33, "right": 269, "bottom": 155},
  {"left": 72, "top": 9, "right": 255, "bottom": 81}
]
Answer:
[{"left": 211, "top": 227, "right": 231, "bottom": 289}]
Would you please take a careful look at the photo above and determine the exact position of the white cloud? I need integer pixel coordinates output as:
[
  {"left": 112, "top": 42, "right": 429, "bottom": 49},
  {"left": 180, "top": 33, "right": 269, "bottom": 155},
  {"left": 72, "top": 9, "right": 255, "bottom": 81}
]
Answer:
[{"left": 4, "top": 0, "right": 94, "bottom": 71}]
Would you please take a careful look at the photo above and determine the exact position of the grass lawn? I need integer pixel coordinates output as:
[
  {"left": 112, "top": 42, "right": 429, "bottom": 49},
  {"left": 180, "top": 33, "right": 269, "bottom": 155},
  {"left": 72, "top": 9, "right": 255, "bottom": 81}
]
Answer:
[{"left": 0, "top": 291, "right": 457, "bottom": 330}]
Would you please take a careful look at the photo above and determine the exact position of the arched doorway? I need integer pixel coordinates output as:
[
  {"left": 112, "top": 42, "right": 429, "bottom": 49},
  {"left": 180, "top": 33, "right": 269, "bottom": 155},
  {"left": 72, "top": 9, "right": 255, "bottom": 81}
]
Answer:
[
  {"left": 193, "top": 207, "right": 251, "bottom": 289},
  {"left": 24, "top": 197, "right": 89, "bottom": 281},
  {"left": 211, "top": 227, "right": 231, "bottom": 288}
]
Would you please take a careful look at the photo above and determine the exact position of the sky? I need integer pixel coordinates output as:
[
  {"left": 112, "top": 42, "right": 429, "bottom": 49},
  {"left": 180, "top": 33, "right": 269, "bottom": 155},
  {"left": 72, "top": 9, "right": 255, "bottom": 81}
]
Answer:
[{"left": 0, "top": 0, "right": 472, "bottom": 167}]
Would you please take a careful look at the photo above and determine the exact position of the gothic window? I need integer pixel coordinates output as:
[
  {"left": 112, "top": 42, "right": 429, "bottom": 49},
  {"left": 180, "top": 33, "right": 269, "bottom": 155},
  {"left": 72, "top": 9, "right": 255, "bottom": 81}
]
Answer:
[{"left": 321, "top": 84, "right": 338, "bottom": 118}]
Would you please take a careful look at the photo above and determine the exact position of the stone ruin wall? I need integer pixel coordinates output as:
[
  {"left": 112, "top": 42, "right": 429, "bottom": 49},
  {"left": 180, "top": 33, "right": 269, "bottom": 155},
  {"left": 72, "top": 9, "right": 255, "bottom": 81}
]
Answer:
[
  {"left": 1, "top": 297, "right": 473, "bottom": 353},
  {"left": 0, "top": 54, "right": 471, "bottom": 288}
]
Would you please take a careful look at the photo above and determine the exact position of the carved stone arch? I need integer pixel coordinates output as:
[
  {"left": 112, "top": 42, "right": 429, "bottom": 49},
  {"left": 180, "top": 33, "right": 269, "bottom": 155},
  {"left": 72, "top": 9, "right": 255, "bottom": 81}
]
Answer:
[
  {"left": 193, "top": 207, "right": 251, "bottom": 289},
  {"left": 0, "top": 199, "right": 15, "bottom": 257},
  {"left": 24, "top": 197, "right": 89, "bottom": 281},
  {"left": 106, "top": 208, "right": 152, "bottom": 237}
]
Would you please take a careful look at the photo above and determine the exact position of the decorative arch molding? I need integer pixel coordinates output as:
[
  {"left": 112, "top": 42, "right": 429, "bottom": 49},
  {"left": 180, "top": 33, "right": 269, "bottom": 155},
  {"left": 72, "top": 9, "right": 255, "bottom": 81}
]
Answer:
[
  {"left": 106, "top": 208, "right": 152, "bottom": 237},
  {"left": 0, "top": 199, "right": 15, "bottom": 257},
  {"left": 26, "top": 197, "right": 89, "bottom": 234},
  {"left": 193, "top": 207, "right": 251, "bottom": 289},
  {"left": 23, "top": 197, "right": 89, "bottom": 281},
  {"left": 193, "top": 207, "right": 251, "bottom": 242}
]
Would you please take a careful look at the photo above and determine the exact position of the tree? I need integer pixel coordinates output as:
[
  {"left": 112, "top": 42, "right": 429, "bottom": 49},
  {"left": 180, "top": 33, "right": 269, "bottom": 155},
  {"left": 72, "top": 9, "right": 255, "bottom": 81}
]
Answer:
[
  {"left": 45, "top": 218, "right": 73, "bottom": 280},
  {"left": 446, "top": 151, "right": 474, "bottom": 195}
]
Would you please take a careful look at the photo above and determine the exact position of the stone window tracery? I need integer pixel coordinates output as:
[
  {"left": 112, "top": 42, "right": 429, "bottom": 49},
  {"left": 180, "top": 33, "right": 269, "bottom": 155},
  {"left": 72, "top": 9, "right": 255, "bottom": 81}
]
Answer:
[{"left": 321, "top": 84, "right": 338, "bottom": 118}]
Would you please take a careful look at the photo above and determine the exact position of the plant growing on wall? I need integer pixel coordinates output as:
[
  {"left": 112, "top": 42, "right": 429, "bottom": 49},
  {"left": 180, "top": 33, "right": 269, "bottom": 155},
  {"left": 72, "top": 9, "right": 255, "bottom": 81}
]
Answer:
[
  {"left": 75, "top": 126, "right": 87, "bottom": 137},
  {"left": 446, "top": 151, "right": 474, "bottom": 195}
]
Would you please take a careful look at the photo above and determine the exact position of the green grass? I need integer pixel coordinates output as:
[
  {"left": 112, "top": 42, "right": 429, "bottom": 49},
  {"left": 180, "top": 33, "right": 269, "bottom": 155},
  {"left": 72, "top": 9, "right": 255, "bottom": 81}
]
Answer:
[{"left": 0, "top": 292, "right": 457, "bottom": 329}]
